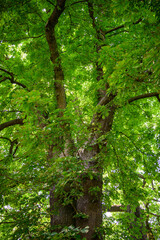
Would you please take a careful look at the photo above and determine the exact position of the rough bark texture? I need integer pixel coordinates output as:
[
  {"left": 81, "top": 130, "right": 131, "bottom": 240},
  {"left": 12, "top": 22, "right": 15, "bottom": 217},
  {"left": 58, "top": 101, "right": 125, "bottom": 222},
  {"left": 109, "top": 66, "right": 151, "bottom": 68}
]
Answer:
[
  {"left": 76, "top": 174, "right": 103, "bottom": 239},
  {"left": 50, "top": 186, "right": 76, "bottom": 229}
]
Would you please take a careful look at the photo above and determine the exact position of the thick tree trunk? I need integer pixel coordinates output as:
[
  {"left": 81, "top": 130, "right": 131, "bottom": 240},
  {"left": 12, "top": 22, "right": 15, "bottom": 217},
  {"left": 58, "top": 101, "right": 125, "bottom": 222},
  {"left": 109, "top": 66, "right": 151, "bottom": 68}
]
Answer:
[
  {"left": 76, "top": 173, "right": 103, "bottom": 239},
  {"left": 77, "top": 141, "right": 103, "bottom": 239},
  {"left": 50, "top": 186, "right": 76, "bottom": 230}
]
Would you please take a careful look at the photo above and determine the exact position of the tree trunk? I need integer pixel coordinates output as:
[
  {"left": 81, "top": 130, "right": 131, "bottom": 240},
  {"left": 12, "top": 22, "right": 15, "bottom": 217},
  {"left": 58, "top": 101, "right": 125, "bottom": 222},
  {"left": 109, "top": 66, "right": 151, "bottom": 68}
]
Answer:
[
  {"left": 50, "top": 186, "right": 76, "bottom": 231},
  {"left": 76, "top": 173, "right": 103, "bottom": 239},
  {"left": 45, "top": 0, "right": 76, "bottom": 233},
  {"left": 127, "top": 205, "right": 147, "bottom": 240}
]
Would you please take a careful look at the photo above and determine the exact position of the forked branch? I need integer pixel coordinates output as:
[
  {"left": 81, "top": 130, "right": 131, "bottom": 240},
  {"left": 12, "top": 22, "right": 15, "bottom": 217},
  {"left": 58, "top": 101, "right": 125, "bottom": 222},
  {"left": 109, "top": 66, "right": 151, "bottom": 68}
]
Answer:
[{"left": 0, "top": 68, "right": 28, "bottom": 89}]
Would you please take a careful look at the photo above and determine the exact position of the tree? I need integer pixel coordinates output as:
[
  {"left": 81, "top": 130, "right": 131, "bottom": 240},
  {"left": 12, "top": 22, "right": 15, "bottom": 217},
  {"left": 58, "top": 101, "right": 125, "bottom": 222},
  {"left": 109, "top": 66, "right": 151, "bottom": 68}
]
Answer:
[{"left": 0, "top": 0, "right": 159, "bottom": 239}]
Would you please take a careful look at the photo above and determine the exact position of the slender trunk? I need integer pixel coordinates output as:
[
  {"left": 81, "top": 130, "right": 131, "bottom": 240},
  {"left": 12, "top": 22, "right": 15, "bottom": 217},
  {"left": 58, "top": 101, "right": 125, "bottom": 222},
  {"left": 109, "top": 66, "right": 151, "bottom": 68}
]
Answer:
[{"left": 45, "top": 0, "right": 76, "bottom": 232}]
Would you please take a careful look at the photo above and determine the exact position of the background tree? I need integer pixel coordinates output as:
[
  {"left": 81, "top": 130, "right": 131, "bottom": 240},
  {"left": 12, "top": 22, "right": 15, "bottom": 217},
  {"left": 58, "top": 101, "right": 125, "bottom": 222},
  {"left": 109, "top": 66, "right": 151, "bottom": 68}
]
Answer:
[{"left": 0, "top": 0, "right": 159, "bottom": 239}]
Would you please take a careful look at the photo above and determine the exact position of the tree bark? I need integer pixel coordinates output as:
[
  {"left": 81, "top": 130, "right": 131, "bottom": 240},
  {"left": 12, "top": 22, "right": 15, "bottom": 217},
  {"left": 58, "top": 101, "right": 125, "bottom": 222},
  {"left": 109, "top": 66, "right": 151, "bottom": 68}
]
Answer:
[{"left": 76, "top": 174, "right": 103, "bottom": 239}]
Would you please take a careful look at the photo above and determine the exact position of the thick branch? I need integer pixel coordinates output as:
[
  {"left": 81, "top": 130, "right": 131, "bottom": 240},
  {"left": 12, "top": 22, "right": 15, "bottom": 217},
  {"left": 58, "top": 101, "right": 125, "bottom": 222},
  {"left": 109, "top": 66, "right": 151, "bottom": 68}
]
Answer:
[
  {"left": 46, "top": 0, "right": 66, "bottom": 31},
  {"left": 128, "top": 92, "right": 160, "bottom": 103},
  {"left": 87, "top": 1, "right": 97, "bottom": 31},
  {"left": 0, "top": 119, "right": 24, "bottom": 131},
  {"left": 45, "top": 0, "right": 66, "bottom": 110},
  {"left": 97, "top": 92, "right": 117, "bottom": 106},
  {"left": 107, "top": 205, "right": 125, "bottom": 212}
]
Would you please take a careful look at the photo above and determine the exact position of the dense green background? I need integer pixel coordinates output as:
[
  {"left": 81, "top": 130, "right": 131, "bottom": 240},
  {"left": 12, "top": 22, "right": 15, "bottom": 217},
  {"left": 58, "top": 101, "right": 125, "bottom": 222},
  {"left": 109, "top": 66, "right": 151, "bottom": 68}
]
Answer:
[{"left": 0, "top": 0, "right": 159, "bottom": 239}]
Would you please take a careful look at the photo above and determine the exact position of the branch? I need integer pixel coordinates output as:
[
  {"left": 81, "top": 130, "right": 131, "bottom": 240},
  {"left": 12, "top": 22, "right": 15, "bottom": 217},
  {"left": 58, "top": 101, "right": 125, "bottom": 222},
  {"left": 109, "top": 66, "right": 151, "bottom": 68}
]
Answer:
[
  {"left": 0, "top": 67, "right": 13, "bottom": 76},
  {"left": 0, "top": 136, "right": 11, "bottom": 143},
  {"left": 0, "top": 76, "right": 9, "bottom": 83},
  {"left": 3, "top": 0, "right": 31, "bottom": 10},
  {"left": 128, "top": 92, "right": 160, "bottom": 103},
  {"left": 2, "top": 34, "right": 45, "bottom": 42},
  {"left": 105, "top": 18, "right": 142, "bottom": 35},
  {"left": 45, "top": 0, "right": 67, "bottom": 110},
  {"left": 0, "top": 222, "right": 15, "bottom": 225},
  {"left": 0, "top": 119, "right": 24, "bottom": 132},
  {"left": 119, "top": 131, "right": 146, "bottom": 154},
  {"left": 107, "top": 205, "right": 125, "bottom": 212},
  {"left": 46, "top": 0, "right": 56, "bottom": 6},
  {"left": 0, "top": 68, "right": 28, "bottom": 89},
  {"left": 0, "top": 110, "right": 23, "bottom": 113},
  {"left": 97, "top": 92, "right": 117, "bottom": 106},
  {"left": 0, "top": 172, "right": 19, "bottom": 183},
  {"left": 0, "top": 137, "right": 18, "bottom": 156},
  {"left": 152, "top": 199, "right": 160, "bottom": 202},
  {"left": 9, "top": 139, "right": 18, "bottom": 155},
  {"left": 107, "top": 30, "right": 129, "bottom": 38}
]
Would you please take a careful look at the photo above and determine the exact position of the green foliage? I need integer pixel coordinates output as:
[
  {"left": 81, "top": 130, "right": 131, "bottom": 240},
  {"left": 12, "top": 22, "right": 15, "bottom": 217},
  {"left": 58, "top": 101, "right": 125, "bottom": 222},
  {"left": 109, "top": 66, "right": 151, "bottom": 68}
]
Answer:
[{"left": 0, "top": 0, "right": 159, "bottom": 239}]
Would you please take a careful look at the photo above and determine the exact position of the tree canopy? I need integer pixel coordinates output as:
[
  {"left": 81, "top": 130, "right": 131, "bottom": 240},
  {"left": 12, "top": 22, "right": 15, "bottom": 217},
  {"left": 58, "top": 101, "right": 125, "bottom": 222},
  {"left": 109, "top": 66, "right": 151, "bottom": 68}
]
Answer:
[{"left": 0, "top": 0, "right": 159, "bottom": 239}]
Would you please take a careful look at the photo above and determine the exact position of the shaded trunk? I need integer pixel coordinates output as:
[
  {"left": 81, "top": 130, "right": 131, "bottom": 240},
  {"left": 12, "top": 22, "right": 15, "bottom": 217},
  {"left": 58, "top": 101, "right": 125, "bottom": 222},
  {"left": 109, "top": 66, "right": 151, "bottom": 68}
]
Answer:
[
  {"left": 127, "top": 205, "right": 147, "bottom": 240},
  {"left": 76, "top": 173, "right": 103, "bottom": 239},
  {"left": 50, "top": 186, "right": 76, "bottom": 231},
  {"left": 76, "top": 106, "right": 116, "bottom": 239}
]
